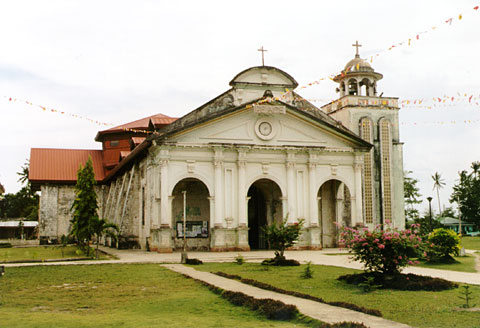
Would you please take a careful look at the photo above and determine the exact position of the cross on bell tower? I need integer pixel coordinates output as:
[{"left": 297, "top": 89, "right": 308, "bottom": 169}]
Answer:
[
  {"left": 258, "top": 46, "right": 267, "bottom": 66},
  {"left": 352, "top": 40, "right": 362, "bottom": 58}
]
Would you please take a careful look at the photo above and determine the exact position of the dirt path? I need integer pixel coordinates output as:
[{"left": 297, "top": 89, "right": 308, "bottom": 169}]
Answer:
[{"left": 474, "top": 252, "right": 480, "bottom": 273}]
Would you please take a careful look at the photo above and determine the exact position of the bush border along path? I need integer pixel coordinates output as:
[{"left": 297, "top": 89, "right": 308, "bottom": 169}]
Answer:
[
  {"left": 162, "top": 264, "right": 412, "bottom": 328},
  {"left": 214, "top": 271, "right": 383, "bottom": 317}
]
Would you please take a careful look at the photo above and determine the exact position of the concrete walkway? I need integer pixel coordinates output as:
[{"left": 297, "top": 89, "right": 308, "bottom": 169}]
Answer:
[
  {"left": 163, "top": 263, "right": 411, "bottom": 328},
  {"left": 4, "top": 247, "right": 479, "bottom": 285}
]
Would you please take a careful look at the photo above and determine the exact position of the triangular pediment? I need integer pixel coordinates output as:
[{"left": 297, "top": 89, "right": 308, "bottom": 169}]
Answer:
[
  {"left": 165, "top": 103, "right": 368, "bottom": 150},
  {"left": 201, "top": 121, "right": 253, "bottom": 141}
]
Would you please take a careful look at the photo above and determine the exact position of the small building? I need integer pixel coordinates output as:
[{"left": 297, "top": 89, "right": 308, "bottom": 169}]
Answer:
[
  {"left": 29, "top": 47, "right": 405, "bottom": 251},
  {"left": 439, "top": 217, "right": 480, "bottom": 236},
  {"left": 0, "top": 220, "right": 38, "bottom": 239}
]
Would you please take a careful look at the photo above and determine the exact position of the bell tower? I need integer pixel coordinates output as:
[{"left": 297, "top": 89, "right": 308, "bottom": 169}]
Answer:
[{"left": 322, "top": 42, "right": 405, "bottom": 229}]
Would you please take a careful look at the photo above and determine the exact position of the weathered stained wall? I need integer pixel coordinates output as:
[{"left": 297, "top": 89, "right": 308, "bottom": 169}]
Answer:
[{"left": 39, "top": 184, "right": 104, "bottom": 242}]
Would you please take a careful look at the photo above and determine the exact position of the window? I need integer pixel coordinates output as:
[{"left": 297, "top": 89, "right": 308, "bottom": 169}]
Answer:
[{"left": 110, "top": 140, "right": 119, "bottom": 147}]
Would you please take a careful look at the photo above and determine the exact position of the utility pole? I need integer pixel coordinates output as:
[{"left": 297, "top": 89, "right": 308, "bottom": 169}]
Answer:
[
  {"left": 427, "top": 197, "right": 433, "bottom": 232},
  {"left": 458, "top": 195, "right": 466, "bottom": 256}
]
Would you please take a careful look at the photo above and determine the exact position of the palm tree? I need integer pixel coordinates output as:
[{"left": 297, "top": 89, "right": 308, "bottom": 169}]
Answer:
[
  {"left": 432, "top": 172, "right": 446, "bottom": 214},
  {"left": 91, "top": 217, "right": 119, "bottom": 259}
]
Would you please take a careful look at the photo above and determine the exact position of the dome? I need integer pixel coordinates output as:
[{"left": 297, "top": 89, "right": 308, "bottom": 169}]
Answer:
[{"left": 344, "top": 56, "right": 373, "bottom": 72}]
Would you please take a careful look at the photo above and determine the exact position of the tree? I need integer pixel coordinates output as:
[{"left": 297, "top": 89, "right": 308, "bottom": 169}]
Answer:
[
  {"left": 263, "top": 218, "right": 304, "bottom": 260},
  {"left": 90, "top": 217, "right": 118, "bottom": 259},
  {"left": 70, "top": 157, "right": 98, "bottom": 255},
  {"left": 0, "top": 161, "right": 39, "bottom": 220},
  {"left": 450, "top": 162, "right": 480, "bottom": 227},
  {"left": 404, "top": 171, "right": 422, "bottom": 222},
  {"left": 432, "top": 172, "right": 445, "bottom": 214}
]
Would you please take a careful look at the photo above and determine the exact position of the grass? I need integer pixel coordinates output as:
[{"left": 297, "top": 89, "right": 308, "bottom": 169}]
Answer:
[
  {"left": 416, "top": 254, "right": 477, "bottom": 273},
  {"left": 461, "top": 236, "right": 480, "bottom": 250},
  {"left": 0, "top": 264, "right": 315, "bottom": 328},
  {"left": 194, "top": 262, "right": 480, "bottom": 328},
  {"left": 0, "top": 246, "right": 107, "bottom": 263}
]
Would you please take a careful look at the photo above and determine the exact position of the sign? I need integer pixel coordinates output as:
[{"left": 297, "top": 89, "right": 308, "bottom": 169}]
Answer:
[{"left": 176, "top": 221, "right": 208, "bottom": 238}]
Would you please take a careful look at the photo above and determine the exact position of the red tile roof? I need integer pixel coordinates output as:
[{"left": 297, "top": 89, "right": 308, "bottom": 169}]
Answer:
[
  {"left": 29, "top": 148, "right": 105, "bottom": 186},
  {"left": 119, "top": 151, "right": 131, "bottom": 160},
  {"left": 95, "top": 113, "right": 177, "bottom": 140},
  {"left": 131, "top": 137, "right": 146, "bottom": 145}
]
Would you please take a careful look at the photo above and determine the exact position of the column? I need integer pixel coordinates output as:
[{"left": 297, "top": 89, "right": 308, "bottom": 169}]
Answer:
[
  {"left": 286, "top": 150, "right": 296, "bottom": 223},
  {"left": 214, "top": 148, "right": 224, "bottom": 227},
  {"left": 160, "top": 159, "right": 169, "bottom": 227},
  {"left": 281, "top": 197, "right": 288, "bottom": 220},
  {"left": 336, "top": 183, "right": 345, "bottom": 226},
  {"left": 308, "top": 162, "right": 318, "bottom": 226},
  {"left": 146, "top": 163, "right": 159, "bottom": 228},
  {"left": 208, "top": 197, "right": 215, "bottom": 229},
  {"left": 237, "top": 156, "right": 247, "bottom": 227}
]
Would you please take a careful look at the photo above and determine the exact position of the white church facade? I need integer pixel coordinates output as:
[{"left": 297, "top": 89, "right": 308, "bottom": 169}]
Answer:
[{"left": 29, "top": 48, "right": 405, "bottom": 252}]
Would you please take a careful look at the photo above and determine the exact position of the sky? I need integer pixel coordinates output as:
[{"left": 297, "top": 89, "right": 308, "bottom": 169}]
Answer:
[{"left": 1, "top": 0, "right": 479, "bottom": 215}]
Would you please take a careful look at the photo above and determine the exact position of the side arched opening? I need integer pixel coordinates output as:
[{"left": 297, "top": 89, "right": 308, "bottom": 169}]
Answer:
[
  {"left": 318, "top": 180, "right": 351, "bottom": 248},
  {"left": 171, "top": 178, "right": 210, "bottom": 251}
]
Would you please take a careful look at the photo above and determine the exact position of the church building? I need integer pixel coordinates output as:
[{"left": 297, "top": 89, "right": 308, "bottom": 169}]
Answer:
[{"left": 29, "top": 45, "right": 405, "bottom": 252}]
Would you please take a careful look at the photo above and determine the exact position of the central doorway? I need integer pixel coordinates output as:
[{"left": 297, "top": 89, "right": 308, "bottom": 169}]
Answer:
[{"left": 247, "top": 179, "right": 283, "bottom": 250}]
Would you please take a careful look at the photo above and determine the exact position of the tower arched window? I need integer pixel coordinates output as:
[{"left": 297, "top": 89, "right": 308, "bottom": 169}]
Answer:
[
  {"left": 359, "top": 117, "right": 374, "bottom": 224},
  {"left": 379, "top": 118, "right": 393, "bottom": 224},
  {"left": 348, "top": 79, "right": 358, "bottom": 95}
]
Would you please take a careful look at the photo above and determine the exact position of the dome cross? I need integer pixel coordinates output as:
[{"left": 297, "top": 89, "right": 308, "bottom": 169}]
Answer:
[{"left": 352, "top": 40, "right": 362, "bottom": 58}]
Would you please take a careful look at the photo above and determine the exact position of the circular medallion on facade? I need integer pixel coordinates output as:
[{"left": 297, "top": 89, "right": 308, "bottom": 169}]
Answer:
[
  {"left": 255, "top": 119, "right": 276, "bottom": 140},
  {"left": 258, "top": 121, "right": 272, "bottom": 136}
]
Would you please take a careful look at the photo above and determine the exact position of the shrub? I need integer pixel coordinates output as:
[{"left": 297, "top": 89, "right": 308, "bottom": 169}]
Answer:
[
  {"left": 235, "top": 254, "right": 244, "bottom": 265},
  {"left": 261, "top": 258, "right": 300, "bottom": 266},
  {"left": 186, "top": 258, "right": 203, "bottom": 265},
  {"left": 338, "top": 272, "right": 457, "bottom": 291},
  {"left": 426, "top": 228, "right": 460, "bottom": 262},
  {"left": 259, "top": 299, "right": 298, "bottom": 320},
  {"left": 301, "top": 261, "right": 313, "bottom": 279},
  {"left": 340, "top": 223, "right": 422, "bottom": 275},
  {"left": 220, "top": 290, "right": 298, "bottom": 320},
  {"left": 263, "top": 218, "right": 304, "bottom": 260}
]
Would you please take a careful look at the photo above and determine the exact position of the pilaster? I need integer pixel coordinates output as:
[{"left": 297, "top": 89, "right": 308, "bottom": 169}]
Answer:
[
  {"left": 213, "top": 147, "right": 224, "bottom": 228},
  {"left": 308, "top": 152, "right": 319, "bottom": 227},
  {"left": 286, "top": 150, "right": 297, "bottom": 222},
  {"left": 353, "top": 155, "right": 364, "bottom": 227}
]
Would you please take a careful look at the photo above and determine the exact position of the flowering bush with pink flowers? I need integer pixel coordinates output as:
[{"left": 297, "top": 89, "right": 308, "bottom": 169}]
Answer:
[{"left": 340, "top": 223, "right": 423, "bottom": 275}]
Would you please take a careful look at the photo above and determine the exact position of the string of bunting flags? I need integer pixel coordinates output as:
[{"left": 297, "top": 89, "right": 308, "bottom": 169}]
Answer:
[
  {"left": 292, "top": 4, "right": 480, "bottom": 92},
  {"left": 3, "top": 96, "right": 157, "bottom": 135},
  {"left": 4, "top": 4, "right": 480, "bottom": 130}
]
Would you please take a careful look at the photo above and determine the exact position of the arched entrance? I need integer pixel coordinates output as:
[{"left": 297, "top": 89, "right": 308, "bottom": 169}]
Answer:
[
  {"left": 247, "top": 179, "right": 283, "bottom": 250},
  {"left": 171, "top": 178, "right": 210, "bottom": 251},
  {"left": 318, "top": 180, "right": 351, "bottom": 248}
]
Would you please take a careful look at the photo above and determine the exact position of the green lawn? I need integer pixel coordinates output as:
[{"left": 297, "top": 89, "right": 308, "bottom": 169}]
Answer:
[
  {"left": 0, "top": 264, "right": 313, "bottom": 328},
  {"left": 0, "top": 246, "right": 104, "bottom": 263},
  {"left": 461, "top": 236, "right": 480, "bottom": 250},
  {"left": 195, "top": 262, "right": 480, "bottom": 328},
  {"left": 416, "top": 254, "right": 477, "bottom": 273}
]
